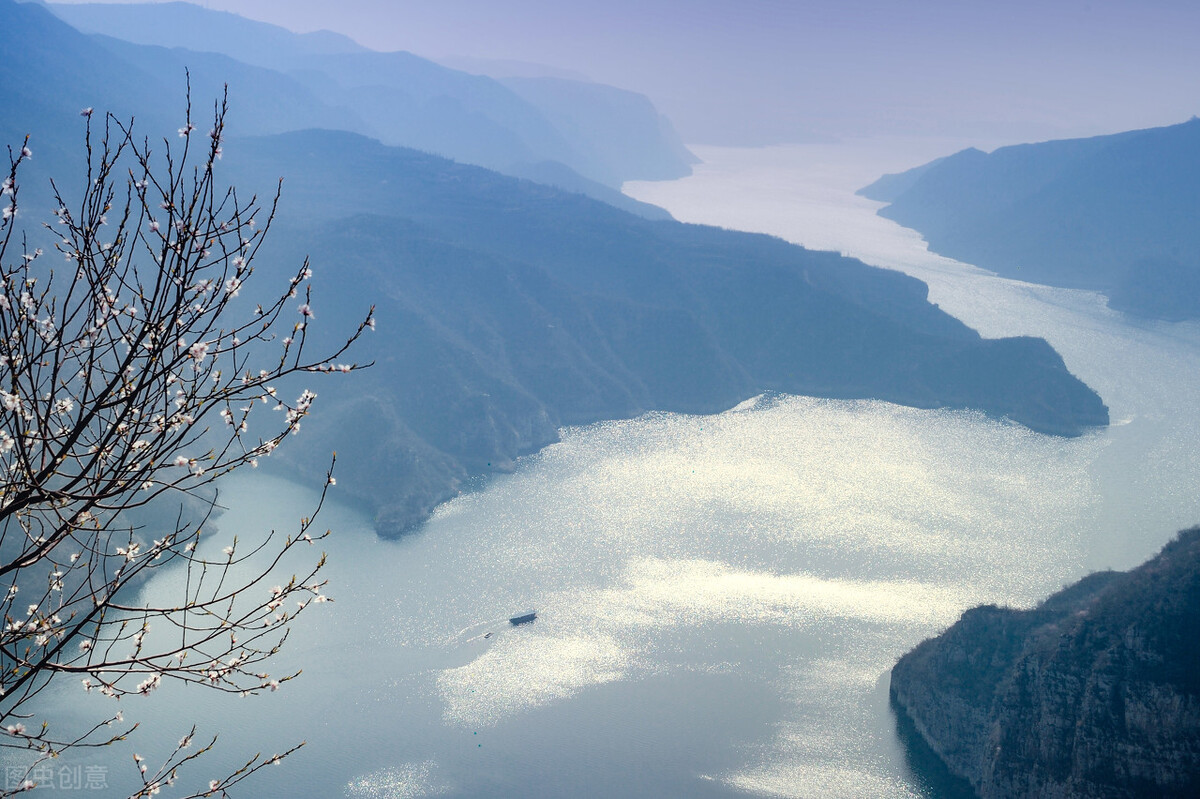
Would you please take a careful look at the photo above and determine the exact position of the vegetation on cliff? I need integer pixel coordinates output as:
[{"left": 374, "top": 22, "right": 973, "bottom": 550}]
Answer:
[{"left": 892, "top": 527, "right": 1200, "bottom": 798}]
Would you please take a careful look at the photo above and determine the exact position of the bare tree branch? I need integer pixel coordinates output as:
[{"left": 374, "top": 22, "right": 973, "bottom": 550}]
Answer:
[{"left": 0, "top": 86, "right": 370, "bottom": 797}]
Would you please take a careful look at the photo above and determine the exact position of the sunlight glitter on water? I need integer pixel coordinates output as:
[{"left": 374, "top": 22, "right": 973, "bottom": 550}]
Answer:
[
  {"left": 346, "top": 762, "right": 450, "bottom": 799},
  {"left": 390, "top": 392, "right": 1106, "bottom": 796},
  {"left": 439, "top": 633, "right": 630, "bottom": 728},
  {"left": 437, "top": 556, "right": 974, "bottom": 731}
]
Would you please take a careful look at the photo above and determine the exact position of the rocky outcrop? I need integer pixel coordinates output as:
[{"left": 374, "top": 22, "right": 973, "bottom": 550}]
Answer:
[{"left": 891, "top": 528, "right": 1200, "bottom": 798}]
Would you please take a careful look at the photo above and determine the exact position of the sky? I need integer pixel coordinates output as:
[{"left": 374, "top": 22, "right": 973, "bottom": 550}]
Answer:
[{"left": 47, "top": 0, "right": 1200, "bottom": 146}]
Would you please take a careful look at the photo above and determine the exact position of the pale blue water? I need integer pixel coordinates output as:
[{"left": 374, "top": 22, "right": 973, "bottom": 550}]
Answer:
[{"left": 22, "top": 141, "right": 1200, "bottom": 798}]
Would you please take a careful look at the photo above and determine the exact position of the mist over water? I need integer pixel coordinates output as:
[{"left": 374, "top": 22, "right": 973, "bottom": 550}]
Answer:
[{"left": 26, "top": 142, "right": 1200, "bottom": 798}]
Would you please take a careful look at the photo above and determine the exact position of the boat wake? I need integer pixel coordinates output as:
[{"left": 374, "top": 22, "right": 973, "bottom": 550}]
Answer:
[{"left": 447, "top": 611, "right": 539, "bottom": 653}]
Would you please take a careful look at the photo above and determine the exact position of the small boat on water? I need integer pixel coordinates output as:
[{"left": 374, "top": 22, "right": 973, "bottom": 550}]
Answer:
[{"left": 509, "top": 611, "right": 537, "bottom": 626}]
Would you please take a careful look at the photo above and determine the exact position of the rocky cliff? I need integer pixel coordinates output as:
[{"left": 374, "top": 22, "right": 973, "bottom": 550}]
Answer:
[{"left": 891, "top": 528, "right": 1200, "bottom": 798}]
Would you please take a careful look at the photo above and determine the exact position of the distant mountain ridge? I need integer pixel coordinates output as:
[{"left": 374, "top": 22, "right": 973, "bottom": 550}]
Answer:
[
  {"left": 51, "top": 0, "right": 369, "bottom": 58},
  {"left": 0, "top": 0, "right": 369, "bottom": 172},
  {"left": 496, "top": 76, "right": 699, "bottom": 185},
  {"left": 891, "top": 526, "right": 1200, "bottom": 798},
  {"left": 859, "top": 120, "right": 1200, "bottom": 321},
  {"left": 46, "top": 0, "right": 697, "bottom": 194}
]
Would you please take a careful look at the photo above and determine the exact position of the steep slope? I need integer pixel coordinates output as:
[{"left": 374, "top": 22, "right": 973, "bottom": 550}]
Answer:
[
  {"left": 217, "top": 129, "right": 1108, "bottom": 534},
  {"left": 860, "top": 120, "right": 1200, "bottom": 320},
  {"left": 891, "top": 528, "right": 1200, "bottom": 798}
]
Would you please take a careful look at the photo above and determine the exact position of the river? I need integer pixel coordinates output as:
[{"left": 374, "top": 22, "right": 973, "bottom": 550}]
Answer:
[{"left": 24, "top": 139, "right": 1200, "bottom": 798}]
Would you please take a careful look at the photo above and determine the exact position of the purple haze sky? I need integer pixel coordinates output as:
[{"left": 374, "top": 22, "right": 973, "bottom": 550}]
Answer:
[{"left": 49, "top": 0, "right": 1200, "bottom": 146}]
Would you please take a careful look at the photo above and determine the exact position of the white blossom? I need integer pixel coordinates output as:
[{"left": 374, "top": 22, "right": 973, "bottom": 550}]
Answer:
[{"left": 188, "top": 340, "right": 210, "bottom": 364}]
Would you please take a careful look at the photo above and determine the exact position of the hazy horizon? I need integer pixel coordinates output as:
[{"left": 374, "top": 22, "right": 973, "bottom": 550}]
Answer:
[{"left": 44, "top": 0, "right": 1200, "bottom": 147}]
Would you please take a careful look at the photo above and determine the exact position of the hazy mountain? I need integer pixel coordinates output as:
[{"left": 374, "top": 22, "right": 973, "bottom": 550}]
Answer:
[
  {"left": 435, "top": 55, "right": 592, "bottom": 83},
  {"left": 854, "top": 150, "right": 965, "bottom": 204},
  {"left": 48, "top": 0, "right": 368, "bottom": 60},
  {"left": 6, "top": 0, "right": 1109, "bottom": 537},
  {"left": 497, "top": 76, "right": 698, "bottom": 185},
  {"left": 217, "top": 129, "right": 1108, "bottom": 534},
  {"left": 860, "top": 120, "right": 1200, "bottom": 321},
  {"left": 502, "top": 160, "right": 673, "bottom": 220},
  {"left": 0, "top": 0, "right": 163, "bottom": 164},
  {"left": 142, "top": 0, "right": 1200, "bottom": 147},
  {"left": 0, "top": 0, "right": 362, "bottom": 170},
  {"left": 90, "top": 34, "right": 370, "bottom": 136},
  {"left": 892, "top": 526, "right": 1200, "bottom": 798},
  {"left": 47, "top": 1, "right": 696, "bottom": 191}
]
